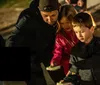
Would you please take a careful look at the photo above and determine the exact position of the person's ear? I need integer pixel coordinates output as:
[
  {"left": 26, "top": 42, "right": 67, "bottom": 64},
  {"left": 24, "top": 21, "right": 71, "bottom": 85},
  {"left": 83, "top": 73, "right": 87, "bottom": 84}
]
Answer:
[{"left": 90, "top": 26, "right": 94, "bottom": 34}]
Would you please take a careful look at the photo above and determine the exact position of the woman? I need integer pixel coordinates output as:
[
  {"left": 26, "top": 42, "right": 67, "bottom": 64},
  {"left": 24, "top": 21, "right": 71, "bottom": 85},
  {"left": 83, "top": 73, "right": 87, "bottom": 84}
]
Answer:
[{"left": 47, "top": 5, "right": 78, "bottom": 82}]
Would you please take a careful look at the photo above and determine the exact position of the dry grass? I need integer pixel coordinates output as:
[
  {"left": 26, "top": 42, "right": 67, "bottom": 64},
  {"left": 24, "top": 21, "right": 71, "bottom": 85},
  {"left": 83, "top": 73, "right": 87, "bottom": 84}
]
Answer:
[{"left": 0, "top": 0, "right": 31, "bottom": 8}]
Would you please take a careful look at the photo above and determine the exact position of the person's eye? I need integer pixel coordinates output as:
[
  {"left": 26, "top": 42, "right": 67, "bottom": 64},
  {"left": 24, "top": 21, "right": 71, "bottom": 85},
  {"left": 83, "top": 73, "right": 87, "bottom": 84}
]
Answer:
[
  {"left": 60, "top": 23, "right": 64, "bottom": 25},
  {"left": 73, "top": 25, "right": 76, "bottom": 27},
  {"left": 52, "top": 14, "right": 56, "bottom": 17},
  {"left": 44, "top": 15, "right": 48, "bottom": 17},
  {"left": 66, "top": 22, "right": 70, "bottom": 24},
  {"left": 81, "top": 31, "right": 84, "bottom": 33},
  {"left": 75, "top": 31, "right": 78, "bottom": 33}
]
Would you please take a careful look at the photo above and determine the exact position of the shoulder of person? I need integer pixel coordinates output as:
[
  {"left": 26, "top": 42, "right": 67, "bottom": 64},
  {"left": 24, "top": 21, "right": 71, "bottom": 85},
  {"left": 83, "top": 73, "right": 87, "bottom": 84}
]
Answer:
[
  {"left": 17, "top": 7, "right": 39, "bottom": 21},
  {"left": 94, "top": 36, "right": 100, "bottom": 47},
  {"left": 71, "top": 41, "right": 84, "bottom": 55},
  {"left": 15, "top": 8, "right": 39, "bottom": 30},
  {"left": 93, "top": 36, "right": 100, "bottom": 46},
  {"left": 89, "top": 36, "right": 100, "bottom": 56}
]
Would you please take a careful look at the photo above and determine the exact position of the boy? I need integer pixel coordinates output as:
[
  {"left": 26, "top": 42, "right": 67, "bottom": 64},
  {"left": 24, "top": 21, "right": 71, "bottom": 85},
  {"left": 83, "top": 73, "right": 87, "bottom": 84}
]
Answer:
[{"left": 59, "top": 12, "right": 100, "bottom": 85}]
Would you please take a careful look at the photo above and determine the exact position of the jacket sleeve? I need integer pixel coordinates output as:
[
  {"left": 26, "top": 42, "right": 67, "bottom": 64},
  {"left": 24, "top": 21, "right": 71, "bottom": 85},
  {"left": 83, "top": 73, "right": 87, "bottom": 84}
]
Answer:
[
  {"left": 69, "top": 55, "right": 78, "bottom": 74},
  {"left": 6, "top": 16, "right": 28, "bottom": 47},
  {"left": 50, "top": 34, "right": 63, "bottom": 65}
]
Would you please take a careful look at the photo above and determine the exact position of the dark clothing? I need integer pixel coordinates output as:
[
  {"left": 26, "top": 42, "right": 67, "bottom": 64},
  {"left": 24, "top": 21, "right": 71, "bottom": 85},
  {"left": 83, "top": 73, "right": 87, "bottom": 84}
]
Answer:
[
  {"left": 0, "top": 35, "right": 5, "bottom": 47},
  {"left": 48, "top": 67, "right": 65, "bottom": 83},
  {"left": 29, "top": 0, "right": 39, "bottom": 8},
  {"left": 6, "top": 4, "right": 57, "bottom": 85},
  {"left": 16, "top": 0, "right": 39, "bottom": 23},
  {"left": 69, "top": 36, "right": 100, "bottom": 85}
]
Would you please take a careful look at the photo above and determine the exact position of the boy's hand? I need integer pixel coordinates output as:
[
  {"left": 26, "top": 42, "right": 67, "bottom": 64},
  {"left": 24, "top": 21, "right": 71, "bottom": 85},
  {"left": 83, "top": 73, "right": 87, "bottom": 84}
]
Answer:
[
  {"left": 71, "top": 72, "right": 76, "bottom": 75},
  {"left": 59, "top": 80, "right": 64, "bottom": 83}
]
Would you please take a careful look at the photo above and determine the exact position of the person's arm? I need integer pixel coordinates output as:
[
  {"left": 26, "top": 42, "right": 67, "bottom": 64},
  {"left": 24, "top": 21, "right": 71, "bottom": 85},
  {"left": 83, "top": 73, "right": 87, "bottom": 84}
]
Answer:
[
  {"left": 59, "top": 54, "right": 78, "bottom": 83},
  {"left": 74, "top": 54, "right": 100, "bottom": 69},
  {"left": 6, "top": 15, "right": 29, "bottom": 47},
  {"left": 68, "top": 55, "right": 78, "bottom": 74},
  {"left": 50, "top": 34, "right": 63, "bottom": 66}
]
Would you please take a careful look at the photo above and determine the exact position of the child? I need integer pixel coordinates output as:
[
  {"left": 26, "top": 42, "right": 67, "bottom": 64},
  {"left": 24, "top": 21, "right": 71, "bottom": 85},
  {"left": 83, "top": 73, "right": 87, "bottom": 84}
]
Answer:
[
  {"left": 60, "top": 12, "right": 100, "bottom": 85},
  {"left": 75, "top": 0, "right": 86, "bottom": 12},
  {"left": 47, "top": 5, "right": 78, "bottom": 76}
]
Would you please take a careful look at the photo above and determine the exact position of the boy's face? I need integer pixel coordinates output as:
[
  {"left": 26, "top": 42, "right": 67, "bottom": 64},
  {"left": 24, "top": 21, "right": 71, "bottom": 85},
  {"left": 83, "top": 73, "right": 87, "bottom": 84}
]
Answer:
[
  {"left": 73, "top": 25, "right": 94, "bottom": 44},
  {"left": 40, "top": 10, "right": 59, "bottom": 25}
]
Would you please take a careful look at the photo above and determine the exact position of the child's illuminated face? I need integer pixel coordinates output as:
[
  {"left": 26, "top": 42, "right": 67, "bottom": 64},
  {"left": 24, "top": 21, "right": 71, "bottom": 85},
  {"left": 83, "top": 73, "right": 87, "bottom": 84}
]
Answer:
[
  {"left": 73, "top": 24, "right": 94, "bottom": 44},
  {"left": 59, "top": 17, "right": 73, "bottom": 31}
]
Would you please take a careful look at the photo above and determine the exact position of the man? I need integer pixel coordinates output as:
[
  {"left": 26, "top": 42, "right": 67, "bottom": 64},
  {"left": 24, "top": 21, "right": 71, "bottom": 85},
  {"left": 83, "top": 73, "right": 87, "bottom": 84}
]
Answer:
[{"left": 6, "top": 0, "right": 59, "bottom": 85}]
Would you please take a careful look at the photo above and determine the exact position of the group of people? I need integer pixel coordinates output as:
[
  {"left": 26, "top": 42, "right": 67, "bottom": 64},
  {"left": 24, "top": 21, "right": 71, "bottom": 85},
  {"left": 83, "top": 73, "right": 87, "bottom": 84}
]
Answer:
[
  {"left": 0, "top": 0, "right": 100, "bottom": 85},
  {"left": 60, "top": 0, "right": 86, "bottom": 12}
]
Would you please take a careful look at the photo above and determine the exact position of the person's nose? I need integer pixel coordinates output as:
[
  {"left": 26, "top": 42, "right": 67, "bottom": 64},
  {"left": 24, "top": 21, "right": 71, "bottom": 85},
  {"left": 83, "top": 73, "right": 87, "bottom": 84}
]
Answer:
[
  {"left": 47, "top": 16, "right": 52, "bottom": 24},
  {"left": 78, "top": 32, "right": 82, "bottom": 37}
]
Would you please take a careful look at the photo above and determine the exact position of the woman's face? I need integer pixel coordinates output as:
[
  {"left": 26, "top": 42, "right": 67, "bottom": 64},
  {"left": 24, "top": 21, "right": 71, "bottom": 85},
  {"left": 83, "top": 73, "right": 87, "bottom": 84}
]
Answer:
[
  {"left": 77, "top": 0, "right": 84, "bottom": 7},
  {"left": 59, "top": 17, "right": 73, "bottom": 31}
]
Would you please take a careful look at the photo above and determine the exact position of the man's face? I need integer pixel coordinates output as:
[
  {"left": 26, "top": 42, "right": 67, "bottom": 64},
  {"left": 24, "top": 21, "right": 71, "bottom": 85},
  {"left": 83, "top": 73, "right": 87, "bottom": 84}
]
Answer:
[
  {"left": 73, "top": 25, "right": 94, "bottom": 44},
  {"left": 40, "top": 10, "right": 59, "bottom": 25}
]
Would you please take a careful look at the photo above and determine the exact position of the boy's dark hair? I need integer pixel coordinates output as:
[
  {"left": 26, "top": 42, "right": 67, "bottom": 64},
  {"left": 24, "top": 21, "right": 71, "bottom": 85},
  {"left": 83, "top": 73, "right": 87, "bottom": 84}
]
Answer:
[{"left": 72, "top": 12, "right": 93, "bottom": 29}]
